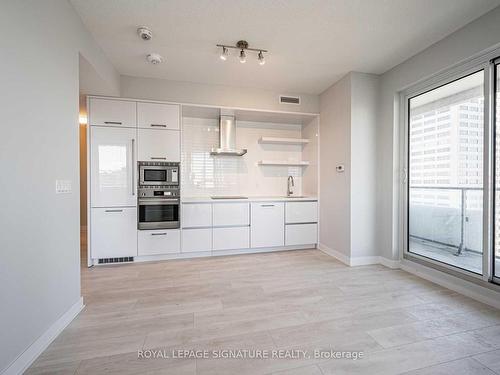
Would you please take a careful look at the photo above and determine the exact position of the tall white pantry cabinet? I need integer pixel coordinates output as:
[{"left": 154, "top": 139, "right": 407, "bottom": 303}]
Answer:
[{"left": 88, "top": 97, "right": 180, "bottom": 261}]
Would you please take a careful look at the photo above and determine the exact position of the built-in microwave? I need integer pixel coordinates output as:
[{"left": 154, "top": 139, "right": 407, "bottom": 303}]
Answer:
[{"left": 139, "top": 161, "right": 179, "bottom": 187}]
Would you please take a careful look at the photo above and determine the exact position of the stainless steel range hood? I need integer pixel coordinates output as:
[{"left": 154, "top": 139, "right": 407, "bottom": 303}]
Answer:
[{"left": 210, "top": 114, "right": 247, "bottom": 156}]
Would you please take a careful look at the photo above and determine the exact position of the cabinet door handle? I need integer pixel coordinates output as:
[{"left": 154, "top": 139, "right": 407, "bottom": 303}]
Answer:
[
  {"left": 105, "top": 209, "right": 123, "bottom": 213},
  {"left": 261, "top": 204, "right": 275, "bottom": 207},
  {"left": 151, "top": 232, "right": 167, "bottom": 236},
  {"left": 150, "top": 124, "right": 167, "bottom": 128},
  {"left": 151, "top": 157, "right": 167, "bottom": 160},
  {"left": 131, "top": 139, "right": 135, "bottom": 196},
  {"left": 104, "top": 121, "right": 122, "bottom": 125}
]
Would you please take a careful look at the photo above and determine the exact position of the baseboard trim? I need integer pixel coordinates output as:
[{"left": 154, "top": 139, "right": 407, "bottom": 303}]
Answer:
[
  {"left": 379, "top": 257, "right": 401, "bottom": 269},
  {"left": 350, "top": 256, "right": 381, "bottom": 266},
  {"left": 128, "top": 245, "right": 315, "bottom": 264},
  {"left": 318, "top": 243, "right": 350, "bottom": 265},
  {"left": 318, "top": 244, "right": 398, "bottom": 268},
  {"left": 400, "top": 260, "right": 500, "bottom": 310},
  {"left": 2, "top": 297, "right": 84, "bottom": 375}
]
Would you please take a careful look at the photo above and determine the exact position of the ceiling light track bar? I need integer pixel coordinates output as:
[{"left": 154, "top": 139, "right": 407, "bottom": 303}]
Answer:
[{"left": 216, "top": 44, "right": 268, "bottom": 53}]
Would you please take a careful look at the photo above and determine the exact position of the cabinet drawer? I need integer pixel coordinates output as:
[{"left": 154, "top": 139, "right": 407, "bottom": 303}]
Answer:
[
  {"left": 138, "top": 229, "right": 180, "bottom": 256},
  {"left": 182, "top": 228, "right": 212, "bottom": 253},
  {"left": 137, "top": 128, "right": 180, "bottom": 162},
  {"left": 213, "top": 227, "right": 250, "bottom": 251},
  {"left": 285, "top": 201, "right": 318, "bottom": 224},
  {"left": 251, "top": 202, "right": 284, "bottom": 248},
  {"left": 285, "top": 223, "right": 318, "bottom": 246},
  {"left": 91, "top": 207, "right": 137, "bottom": 259},
  {"left": 89, "top": 98, "right": 136, "bottom": 128},
  {"left": 137, "top": 102, "right": 180, "bottom": 130},
  {"left": 213, "top": 203, "right": 249, "bottom": 226},
  {"left": 182, "top": 203, "right": 212, "bottom": 228}
]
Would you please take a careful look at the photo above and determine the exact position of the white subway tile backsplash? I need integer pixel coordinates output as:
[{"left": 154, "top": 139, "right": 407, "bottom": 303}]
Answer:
[{"left": 181, "top": 117, "right": 307, "bottom": 197}]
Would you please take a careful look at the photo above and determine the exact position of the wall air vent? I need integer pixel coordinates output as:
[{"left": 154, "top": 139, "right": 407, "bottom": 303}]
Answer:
[
  {"left": 279, "top": 95, "right": 300, "bottom": 105},
  {"left": 98, "top": 257, "right": 134, "bottom": 264}
]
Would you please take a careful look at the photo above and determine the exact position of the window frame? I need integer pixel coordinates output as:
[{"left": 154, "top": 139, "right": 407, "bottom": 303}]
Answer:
[{"left": 399, "top": 47, "right": 500, "bottom": 288}]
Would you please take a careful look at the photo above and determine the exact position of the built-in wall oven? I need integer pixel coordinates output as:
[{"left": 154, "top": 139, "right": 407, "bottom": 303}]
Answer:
[{"left": 138, "top": 161, "right": 180, "bottom": 230}]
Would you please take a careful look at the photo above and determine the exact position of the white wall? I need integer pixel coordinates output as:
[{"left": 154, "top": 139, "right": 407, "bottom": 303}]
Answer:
[
  {"left": 350, "top": 73, "right": 379, "bottom": 258},
  {"left": 121, "top": 75, "right": 319, "bottom": 114},
  {"left": 319, "top": 74, "right": 351, "bottom": 258},
  {"left": 0, "top": 1, "right": 119, "bottom": 373},
  {"left": 377, "top": 5, "right": 500, "bottom": 261},
  {"left": 302, "top": 117, "right": 319, "bottom": 197},
  {"left": 182, "top": 118, "right": 309, "bottom": 197},
  {"left": 319, "top": 72, "right": 379, "bottom": 261}
]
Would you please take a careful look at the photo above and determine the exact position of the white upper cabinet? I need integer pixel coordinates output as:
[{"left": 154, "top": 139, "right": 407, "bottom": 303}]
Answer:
[
  {"left": 137, "top": 128, "right": 180, "bottom": 162},
  {"left": 251, "top": 202, "right": 284, "bottom": 248},
  {"left": 89, "top": 98, "right": 136, "bottom": 128},
  {"left": 91, "top": 207, "right": 138, "bottom": 259},
  {"left": 285, "top": 201, "right": 318, "bottom": 224},
  {"left": 182, "top": 203, "right": 212, "bottom": 228},
  {"left": 213, "top": 203, "right": 250, "bottom": 227},
  {"left": 90, "top": 126, "right": 137, "bottom": 207},
  {"left": 137, "top": 102, "right": 180, "bottom": 130}
]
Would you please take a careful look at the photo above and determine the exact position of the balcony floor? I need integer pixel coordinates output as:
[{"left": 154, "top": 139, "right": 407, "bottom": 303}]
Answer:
[{"left": 409, "top": 237, "right": 483, "bottom": 274}]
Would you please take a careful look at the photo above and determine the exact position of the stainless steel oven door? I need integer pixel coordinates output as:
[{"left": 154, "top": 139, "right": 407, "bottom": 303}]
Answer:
[
  {"left": 139, "top": 165, "right": 179, "bottom": 186},
  {"left": 138, "top": 198, "right": 180, "bottom": 229}
]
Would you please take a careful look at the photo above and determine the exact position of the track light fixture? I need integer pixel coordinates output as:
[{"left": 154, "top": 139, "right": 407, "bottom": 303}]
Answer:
[{"left": 216, "top": 40, "right": 267, "bottom": 65}]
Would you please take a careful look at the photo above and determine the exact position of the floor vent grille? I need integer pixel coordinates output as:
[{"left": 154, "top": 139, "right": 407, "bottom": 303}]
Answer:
[
  {"left": 279, "top": 95, "right": 300, "bottom": 105},
  {"left": 98, "top": 257, "right": 134, "bottom": 264}
]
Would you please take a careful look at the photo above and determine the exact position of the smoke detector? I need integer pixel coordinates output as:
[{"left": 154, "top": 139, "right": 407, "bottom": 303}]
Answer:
[
  {"left": 146, "top": 53, "right": 163, "bottom": 65},
  {"left": 137, "top": 27, "right": 152, "bottom": 41}
]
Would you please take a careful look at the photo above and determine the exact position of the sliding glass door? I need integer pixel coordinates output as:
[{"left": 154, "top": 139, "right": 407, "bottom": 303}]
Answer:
[
  {"left": 494, "top": 62, "right": 500, "bottom": 281},
  {"left": 408, "top": 71, "right": 485, "bottom": 275}
]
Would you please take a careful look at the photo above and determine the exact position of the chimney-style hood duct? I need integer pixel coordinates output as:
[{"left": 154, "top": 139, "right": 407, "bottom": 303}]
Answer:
[{"left": 210, "top": 114, "right": 247, "bottom": 156}]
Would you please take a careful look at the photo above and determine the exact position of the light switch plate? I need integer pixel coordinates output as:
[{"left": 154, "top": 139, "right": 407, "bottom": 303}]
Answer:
[{"left": 56, "top": 180, "right": 72, "bottom": 194}]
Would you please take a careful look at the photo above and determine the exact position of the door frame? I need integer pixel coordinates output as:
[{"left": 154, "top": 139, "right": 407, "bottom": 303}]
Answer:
[{"left": 398, "top": 45, "right": 500, "bottom": 287}]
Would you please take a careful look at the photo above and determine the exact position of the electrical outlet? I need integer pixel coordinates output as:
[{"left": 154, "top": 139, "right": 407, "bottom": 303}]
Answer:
[{"left": 56, "top": 180, "right": 72, "bottom": 194}]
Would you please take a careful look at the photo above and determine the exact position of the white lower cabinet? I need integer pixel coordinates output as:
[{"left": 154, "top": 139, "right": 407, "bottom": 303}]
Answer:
[
  {"left": 285, "top": 223, "right": 318, "bottom": 246},
  {"left": 213, "top": 227, "right": 250, "bottom": 251},
  {"left": 182, "top": 228, "right": 212, "bottom": 253},
  {"left": 91, "top": 207, "right": 137, "bottom": 259},
  {"left": 182, "top": 203, "right": 212, "bottom": 228},
  {"left": 138, "top": 229, "right": 180, "bottom": 256},
  {"left": 251, "top": 202, "right": 284, "bottom": 248},
  {"left": 285, "top": 201, "right": 318, "bottom": 224},
  {"left": 213, "top": 203, "right": 249, "bottom": 226}
]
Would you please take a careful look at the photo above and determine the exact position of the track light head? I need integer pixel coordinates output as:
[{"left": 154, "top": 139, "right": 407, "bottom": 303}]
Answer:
[
  {"left": 258, "top": 51, "right": 265, "bottom": 65},
  {"left": 239, "top": 49, "right": 246, "bottom": 63},
  {"left": 220, "top": 46, "right": 228, "bottom": 61}
]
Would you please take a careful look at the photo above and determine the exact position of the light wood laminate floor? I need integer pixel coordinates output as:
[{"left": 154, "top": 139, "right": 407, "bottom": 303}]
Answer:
[{"left": 26, "top": 249, "right": 500, "bottom": 375}]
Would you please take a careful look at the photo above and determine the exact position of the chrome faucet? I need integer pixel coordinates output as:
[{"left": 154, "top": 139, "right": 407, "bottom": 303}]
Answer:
[{"left": 287, "top": 176, "right": 294, "bottom": 196}]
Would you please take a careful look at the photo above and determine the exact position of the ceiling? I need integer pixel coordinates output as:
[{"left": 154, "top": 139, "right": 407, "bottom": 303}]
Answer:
[{"left": 71, "top": 0, "right": 500, "bottom": 95}]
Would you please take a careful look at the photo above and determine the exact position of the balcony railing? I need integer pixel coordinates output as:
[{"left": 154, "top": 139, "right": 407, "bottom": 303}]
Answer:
[{"left": 409, "top": 186, "right": 483, "bottom": 256}]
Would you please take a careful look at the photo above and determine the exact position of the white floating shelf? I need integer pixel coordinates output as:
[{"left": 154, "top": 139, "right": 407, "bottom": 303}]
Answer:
[
  {"left": 258, "top": 160, "right": 310, "bottom": 166},
  {"left": 258, "top": 137, "right": 310, "bottom": 145}
]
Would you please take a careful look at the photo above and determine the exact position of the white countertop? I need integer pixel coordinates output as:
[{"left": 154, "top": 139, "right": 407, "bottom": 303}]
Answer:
[{"left": 182, "top": 196, "right": 318, "bottom": 203}]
